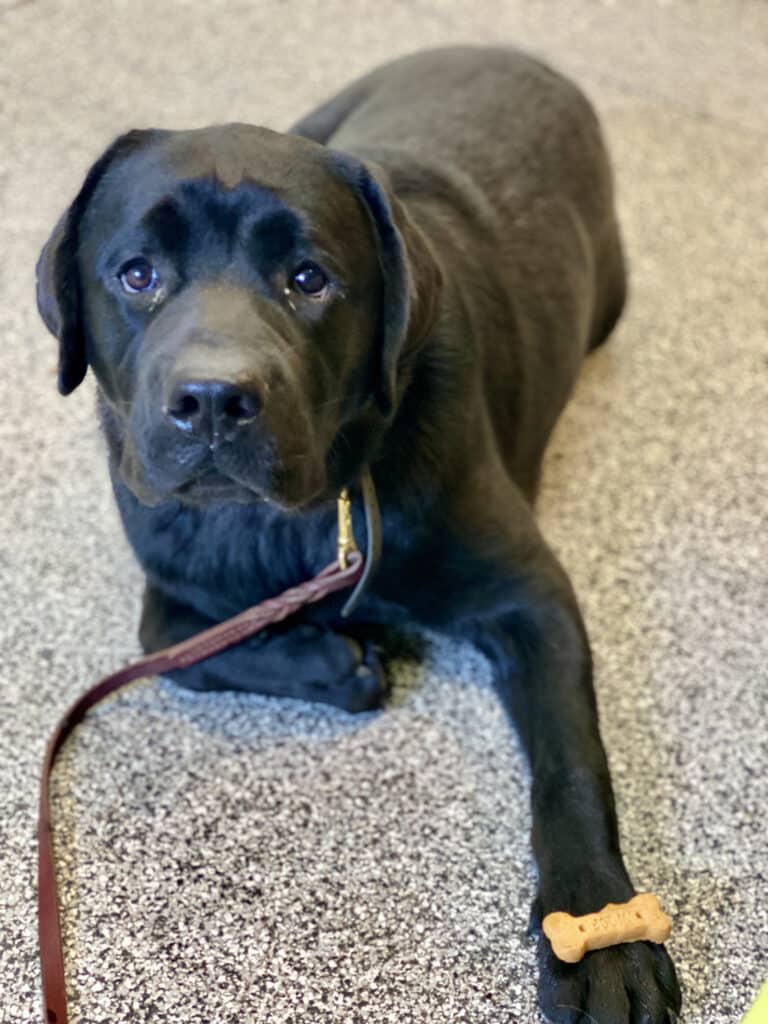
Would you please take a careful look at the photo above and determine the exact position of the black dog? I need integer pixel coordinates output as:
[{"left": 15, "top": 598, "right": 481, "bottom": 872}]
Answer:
[{"left": 36, "top": 46, "right": 680, "bottom": 1023}]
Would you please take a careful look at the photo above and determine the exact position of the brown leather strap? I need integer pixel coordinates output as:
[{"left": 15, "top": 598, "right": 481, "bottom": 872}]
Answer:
[{"left": 38, "top": 552, "right": 364, "bottom": 1024}]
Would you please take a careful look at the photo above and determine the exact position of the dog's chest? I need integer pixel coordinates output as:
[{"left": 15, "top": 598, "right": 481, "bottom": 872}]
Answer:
[
  {"left": 115, "top": 485, "right": 338, "bottom": 618},
  {"left": 115, "top": 478, "right": 437, "bottom": 627}
]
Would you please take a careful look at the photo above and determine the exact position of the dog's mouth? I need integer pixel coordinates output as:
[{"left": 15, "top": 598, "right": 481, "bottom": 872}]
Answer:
[
  {"left": 119, "top": 425, "right": 330, "bottom": 510},
  {"left": 171, "top": 464, "right": 328, "bottom": 510},
  {"left": 174, "top": 468, "right": 267, "bottom": 505}
]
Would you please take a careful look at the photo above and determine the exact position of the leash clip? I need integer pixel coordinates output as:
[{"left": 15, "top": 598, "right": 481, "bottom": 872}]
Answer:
[
  {"left": 337, "top": 468, "right": 382, "bottom": 617},
  {"left": 336, "top": 488, "right": 358, "bottom": 569}
]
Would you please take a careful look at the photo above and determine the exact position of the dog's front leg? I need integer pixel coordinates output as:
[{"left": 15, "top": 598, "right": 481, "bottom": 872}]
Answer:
[
  {"left": 139, "top": 583, "right": 386, "bottom": 712},
  {"left": 416, "top": 486, "right": 681, "bottom": 1023},
  {"left": 472, "top": 562, "right": 681, "bottom": 1022}
]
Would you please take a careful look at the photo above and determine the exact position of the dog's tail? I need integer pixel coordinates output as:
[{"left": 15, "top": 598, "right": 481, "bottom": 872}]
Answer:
[{"left": 289, "top": 77, "right": 376, "bottom": 145}]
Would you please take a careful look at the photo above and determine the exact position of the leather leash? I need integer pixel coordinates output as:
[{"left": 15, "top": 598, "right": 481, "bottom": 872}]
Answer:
[{"left": 38, "top": 471, "right": 379, "bottom": 1024}]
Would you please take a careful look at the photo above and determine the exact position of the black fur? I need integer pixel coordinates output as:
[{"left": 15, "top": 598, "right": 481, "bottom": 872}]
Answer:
[{"left": 36, "top": 47, "right": 679, "bottom": 1023}]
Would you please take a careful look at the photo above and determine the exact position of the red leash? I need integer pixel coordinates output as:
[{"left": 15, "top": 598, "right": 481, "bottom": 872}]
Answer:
[{"left": 38, "top": 480, "right": 378, "bottom": 1024}]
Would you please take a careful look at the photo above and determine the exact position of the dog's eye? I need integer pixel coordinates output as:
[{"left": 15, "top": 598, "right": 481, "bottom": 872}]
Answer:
[
  {"left": 118, "top": 258, "right": 158, "bottom": 294},
  {"left": 291, "top": 262, "right": 329, "bottom": 298}
]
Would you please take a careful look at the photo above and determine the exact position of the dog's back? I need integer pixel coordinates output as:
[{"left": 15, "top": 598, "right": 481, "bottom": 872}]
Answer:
[
  {"left": 295, "top": 46, "right": 626, "bottom": 494},
  {"left": 296, "top": 47, "right": 612, "bottom": 232}
]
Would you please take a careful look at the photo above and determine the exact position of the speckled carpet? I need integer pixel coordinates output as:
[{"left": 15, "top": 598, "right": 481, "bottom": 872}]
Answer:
[{"left": 2, "top": 2, "right": 766, "bottom": 1022}]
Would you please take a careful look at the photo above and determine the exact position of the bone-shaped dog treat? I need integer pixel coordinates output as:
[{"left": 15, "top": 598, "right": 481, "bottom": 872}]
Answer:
[{"left": 543, "top": 893, "right": 672, "bottom": 964}]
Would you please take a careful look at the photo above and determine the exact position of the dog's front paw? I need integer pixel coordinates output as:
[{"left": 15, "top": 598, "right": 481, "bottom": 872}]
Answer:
[
  {"left": 536, "top": 932, "right": 681, "bottom": 1024},
  {"left": 301, "top": 633, "right": 389, "bottom": 712}
]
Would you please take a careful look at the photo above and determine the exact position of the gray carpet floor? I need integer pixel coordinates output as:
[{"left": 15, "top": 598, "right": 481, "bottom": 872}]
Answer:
[{"left": 2, "top": 2, "right": 766, "bottom": 1021}]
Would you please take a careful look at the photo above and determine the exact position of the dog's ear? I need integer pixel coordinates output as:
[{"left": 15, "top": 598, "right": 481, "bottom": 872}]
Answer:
[
  {"left": 36, "top": 130, "right": 156, "bottom": 395},
  {"left": 331, "top": 153, "right": 442, "bottom": 416}
]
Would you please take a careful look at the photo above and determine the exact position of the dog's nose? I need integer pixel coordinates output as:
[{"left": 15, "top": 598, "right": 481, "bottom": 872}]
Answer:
[{"left": 165, "top": 380, "right": 261, "bottom": 444}]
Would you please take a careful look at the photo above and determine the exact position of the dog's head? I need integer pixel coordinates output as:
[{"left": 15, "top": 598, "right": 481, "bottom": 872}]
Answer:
[{"left": 36, "top": 126, "right": 441, "bottom": 508}]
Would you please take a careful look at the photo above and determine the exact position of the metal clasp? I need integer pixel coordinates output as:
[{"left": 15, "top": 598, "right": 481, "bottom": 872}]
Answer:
[{"left": 336, "top": 488, "right": 358, "bottom": 569}]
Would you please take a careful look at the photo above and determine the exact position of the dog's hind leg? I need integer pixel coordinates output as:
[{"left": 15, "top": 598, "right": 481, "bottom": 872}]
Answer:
[{"left": 589, "top": 223, "right": 628, "bottom": 351}]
